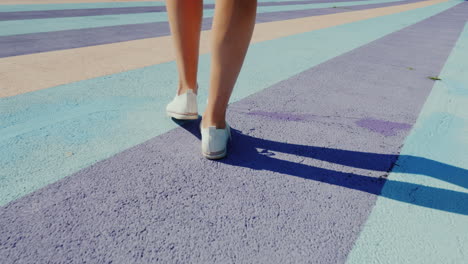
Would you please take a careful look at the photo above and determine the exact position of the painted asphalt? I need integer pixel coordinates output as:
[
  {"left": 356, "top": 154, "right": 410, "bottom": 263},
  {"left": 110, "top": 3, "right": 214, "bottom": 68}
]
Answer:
[
  {"left": 0, "top": 0, "right": 451, "bottom": 98},
  {"left": 0, "top": 0, "right": 467, "bottom": 263},
  {"left": 0, "top": 0, "right": 409, "bottom": 37},
  {"left": 1, "top": 0, "right": 457, "bottom": 206},
  {"left": 0, "top": 0, "right": 377, "bottom": 21},
  {"left": 0, "top": 0, "right": 422, "bottom": 57}
]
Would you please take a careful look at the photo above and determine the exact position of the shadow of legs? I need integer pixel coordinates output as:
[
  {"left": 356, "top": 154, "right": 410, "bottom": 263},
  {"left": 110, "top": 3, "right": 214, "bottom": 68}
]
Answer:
[{"left": 176, "top": 121, "right": 468, "bottom": 215}]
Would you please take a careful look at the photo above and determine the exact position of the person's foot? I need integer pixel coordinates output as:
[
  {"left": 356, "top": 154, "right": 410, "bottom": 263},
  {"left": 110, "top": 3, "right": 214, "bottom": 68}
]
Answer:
[
  {"left": 166, "top": 89, "right": 198, "bottom": 120},
  {"left": 200, "top": 121, "right": 231, "bottom": 160}
]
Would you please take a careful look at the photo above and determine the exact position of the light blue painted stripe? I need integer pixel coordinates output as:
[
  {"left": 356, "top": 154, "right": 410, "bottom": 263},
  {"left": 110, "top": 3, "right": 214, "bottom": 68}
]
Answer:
[
  {"left": 0, "top": 0, "right": 461, "bottom": 206},
  {"left": 0, "top": 0, "right": 331, "bottom": 12},
  {"left": 0, "top": 0, "right": 407, "bottom": 36},
  {"left": 346, "top": 22, "right": 468, "bottom": 264},
  {"left": 0, "top": 1, "right": 167, "bottom": 12}
]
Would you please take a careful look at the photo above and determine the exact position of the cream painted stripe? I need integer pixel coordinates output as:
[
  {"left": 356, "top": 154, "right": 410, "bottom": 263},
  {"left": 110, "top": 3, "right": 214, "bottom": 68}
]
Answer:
[
  {"left": 0, "top": 0, "right": 447, "bottom": 98},
  {"left": 0, "top": 0, "right": 162, "bottom": 4}
]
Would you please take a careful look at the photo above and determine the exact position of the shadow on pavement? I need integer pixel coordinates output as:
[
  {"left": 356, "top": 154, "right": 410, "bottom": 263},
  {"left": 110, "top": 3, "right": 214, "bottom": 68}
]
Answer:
[{"left": 175, "top": 118, "right": 468, "bottom": 216}]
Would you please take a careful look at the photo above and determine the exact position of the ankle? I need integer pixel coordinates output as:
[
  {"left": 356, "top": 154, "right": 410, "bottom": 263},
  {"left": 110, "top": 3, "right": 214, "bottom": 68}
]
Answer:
[
  {"left": 201, "top": 116, "right": 226, "bottom": 129},
  {"left": 178, "top": 82, "right": 198, "bottom": 95}
]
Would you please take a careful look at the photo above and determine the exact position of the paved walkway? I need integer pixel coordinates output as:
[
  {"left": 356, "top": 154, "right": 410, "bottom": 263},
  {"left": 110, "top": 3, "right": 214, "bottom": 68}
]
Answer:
[{"left": 0, "top": 0, "right": 467, "bottom": 263}]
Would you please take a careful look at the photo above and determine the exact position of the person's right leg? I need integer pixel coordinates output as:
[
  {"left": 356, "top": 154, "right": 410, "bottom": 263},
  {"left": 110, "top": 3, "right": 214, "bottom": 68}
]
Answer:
[
  {"left": 200, "top": 0, "right": 257, "bottom": 159},
  {"left": 202, "top": 0, "right": 257, "bottom": 129},
  {"left": 166, "top": 0, "right": 203, "bottom": 95}
]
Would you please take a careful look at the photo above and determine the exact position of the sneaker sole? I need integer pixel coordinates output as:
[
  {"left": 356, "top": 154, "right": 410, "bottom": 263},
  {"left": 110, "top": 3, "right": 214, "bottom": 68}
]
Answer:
[
  {"left": 202, "top": 149, "right": 227, "bottom": 160},
  {"left": 166, "top": 111, "right": 199, "bottom": 120}
]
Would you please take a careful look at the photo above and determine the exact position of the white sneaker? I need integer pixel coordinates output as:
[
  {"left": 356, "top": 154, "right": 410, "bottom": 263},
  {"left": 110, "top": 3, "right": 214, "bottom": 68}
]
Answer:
[
  {"left": 166, "top": 89, "right": 198, "bottom": 120},
  {"left": 200, "top": 122, "right": 231, "bottom": 160}
]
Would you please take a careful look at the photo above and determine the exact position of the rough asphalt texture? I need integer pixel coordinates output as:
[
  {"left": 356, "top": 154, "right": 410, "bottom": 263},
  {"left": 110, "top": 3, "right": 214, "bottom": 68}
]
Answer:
[
  {"left": 1, "top": 4, "right": 465, "bottom": 263},
  {"left": 0, "top": 0, "right": 422, "bottom": 58}
]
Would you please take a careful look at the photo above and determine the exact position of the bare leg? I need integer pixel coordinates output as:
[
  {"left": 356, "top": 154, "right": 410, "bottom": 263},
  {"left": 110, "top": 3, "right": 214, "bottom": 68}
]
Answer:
[
  {"left": 202, "top": 0, "right": 257, "bottom": 128},
  {"left": 166, "top": 0, "right": 203, "bottom": 95}
]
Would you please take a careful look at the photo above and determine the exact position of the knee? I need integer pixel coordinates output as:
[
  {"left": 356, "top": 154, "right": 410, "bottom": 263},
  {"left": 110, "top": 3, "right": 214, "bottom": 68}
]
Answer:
[{"left": 236, "top": 0, "right": 257, "bottom": 12}]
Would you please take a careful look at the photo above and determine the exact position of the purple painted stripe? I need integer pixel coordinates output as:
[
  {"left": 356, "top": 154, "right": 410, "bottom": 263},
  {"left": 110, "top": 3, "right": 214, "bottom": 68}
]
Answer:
[
  {"left": 245, "top": 111, "right": 413, "bottom": 137},
  {"left": 0, "top": 0, "right": 370, "bottom": 21},
  {"left": 0, "top": 4, "right": 466, "bottom": 263},
  {"left": 0, "top": 0, "right": 420, "bottom": 58},
  {"left": 355, "top": 118, "right": 412, "bottom": 136}
]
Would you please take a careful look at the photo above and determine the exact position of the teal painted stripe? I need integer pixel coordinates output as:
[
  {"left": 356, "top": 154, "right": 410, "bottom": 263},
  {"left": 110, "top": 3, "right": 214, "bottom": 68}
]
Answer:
[
  {"left": 0, "top": 0, "right": 406, "bottom": 36},
  {"left": 0, "top": 0, "right": 330, "bottom": 12},
  {"left": 0, "top": 0, "right": 461, "bottom": 206},
  {"left": 346, "top": 22, "right": 468, "bottom": 264}
]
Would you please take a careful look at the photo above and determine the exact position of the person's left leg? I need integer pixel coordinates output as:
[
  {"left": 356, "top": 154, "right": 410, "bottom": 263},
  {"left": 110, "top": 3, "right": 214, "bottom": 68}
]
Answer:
[
  {"left": 166, "top": 0, "right": 203, "bottom": 95},
  {"left": 165, "top": 0, "right": 203, "bottom": 120}
]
